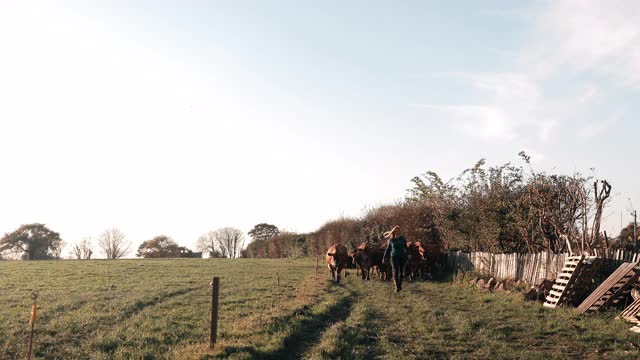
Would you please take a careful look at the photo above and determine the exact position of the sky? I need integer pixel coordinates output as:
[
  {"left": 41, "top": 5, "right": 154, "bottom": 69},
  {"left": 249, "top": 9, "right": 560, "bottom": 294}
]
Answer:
[{"left": 1, "top": 1, "right": 639, "bottom": 257}]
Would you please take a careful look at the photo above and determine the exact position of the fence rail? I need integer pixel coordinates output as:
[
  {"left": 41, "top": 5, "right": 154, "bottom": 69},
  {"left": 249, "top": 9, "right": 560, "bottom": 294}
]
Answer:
[{"left": 446, "top": 250, "right": 640, "bottom": 284}]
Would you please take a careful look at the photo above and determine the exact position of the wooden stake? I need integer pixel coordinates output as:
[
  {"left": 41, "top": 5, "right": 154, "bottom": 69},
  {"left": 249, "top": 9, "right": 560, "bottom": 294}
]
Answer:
[
  {"left": 210, "top": 277, "right": 220, "bottom": 349},
  {"left": 27, "top": 292, "right": 37, "bottom": 360}
]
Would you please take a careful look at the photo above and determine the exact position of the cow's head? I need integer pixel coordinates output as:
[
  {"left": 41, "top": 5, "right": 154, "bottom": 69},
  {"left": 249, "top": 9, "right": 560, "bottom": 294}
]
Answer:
[
  {"left": 356, "top": 243, "right": 371, "bottom": 262},
  {"left": 327, "top": 252, "right": 344, "bottom": 268},
  {"left": 407, "top": 243, "right": 419, "bottom": 260},
  {"left": 359, "top": 247, "right": 370, "bottom": 263},
  {"left": 327, "top": 252, "right": 337, "bottom": 266},
  {"left": 349, "top": 243, "right": 358, "bottom": 254}
]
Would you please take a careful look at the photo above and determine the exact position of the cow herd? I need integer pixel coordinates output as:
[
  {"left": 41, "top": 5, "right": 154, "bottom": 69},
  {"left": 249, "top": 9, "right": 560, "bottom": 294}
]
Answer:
[{"left": 325, "top": 241, "right": 440, "bottom": 283}]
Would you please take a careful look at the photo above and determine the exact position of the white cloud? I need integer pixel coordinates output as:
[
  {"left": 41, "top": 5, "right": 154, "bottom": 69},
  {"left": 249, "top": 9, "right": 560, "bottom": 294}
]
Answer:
[
  {"left": 421, "top": 72, "right": 553, "bottom": 143},
  {"left": 578, "top": 84, "right": 601, "bottom": 104},
  {"left": 578, "top": 112, "right": 622, "bottom": 139},
  {"left": 421, "top": 104, "right": 516, "bottom": 140},
  {"left": 420, "top": 0, "right": 639, "bottom": 146},
  {"left": 529, "top": 0, "right": 640, "bottom": 85}
]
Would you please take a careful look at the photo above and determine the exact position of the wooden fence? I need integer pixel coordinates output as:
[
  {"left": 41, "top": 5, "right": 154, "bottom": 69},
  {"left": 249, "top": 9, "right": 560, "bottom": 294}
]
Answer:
[{"left": 446, "top": 250, "right": 640, "bottom": 284}]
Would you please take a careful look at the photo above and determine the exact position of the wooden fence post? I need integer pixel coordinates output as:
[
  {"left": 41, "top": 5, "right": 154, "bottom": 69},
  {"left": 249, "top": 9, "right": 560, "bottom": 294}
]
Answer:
[
  {"left": 27, "top": 292, "right": 38, "bottom": 360},
  {"left": 210, "top": 277, "right": 220, "bottom": 349}
]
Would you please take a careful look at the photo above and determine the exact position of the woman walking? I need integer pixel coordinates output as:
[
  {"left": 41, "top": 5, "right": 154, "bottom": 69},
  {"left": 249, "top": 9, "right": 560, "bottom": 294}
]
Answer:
[{"left": 382, "top": 226, "right": 408, "bottom": 292}]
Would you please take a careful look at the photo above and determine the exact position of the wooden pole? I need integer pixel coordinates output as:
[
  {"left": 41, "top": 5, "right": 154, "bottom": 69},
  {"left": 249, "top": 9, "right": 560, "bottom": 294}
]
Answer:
[
  {"left": 634, "top": 210, "right": 637, "bottom": 254},
  {"left": 28, "top": 313, "right": 35, "bottom": 359},
  {"left": 315, "top": 256, "right": 319, "bottom": 276},
  {"left": 27, "top": 292, "right": 37, "bottom": 360},
  {"left": 210, "top": 277, "right": 220, "bottom": 349}
]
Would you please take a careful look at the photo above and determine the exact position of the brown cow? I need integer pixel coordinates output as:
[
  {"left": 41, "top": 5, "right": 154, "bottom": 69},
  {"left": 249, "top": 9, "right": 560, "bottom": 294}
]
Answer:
[
  {"left": 326, "top": 244, "right": 349, "bottom": 282},
  {"left": 353, "top": 243, "right": 374, "bottom": 280},
  {"left": 344, "top": 254, "right": 354, "bottom": 278},
  {"left": 415, "top": 241, "right": 440, "bottom": 278},
  {"left": 347, "top": 249, "right": 358, "bottom": 278},
  {"left": 405, "top": 241, "right": 424, "bottom": 282},
  {"left": 370, "top": 244, "right": 392, "bottom": 281}
]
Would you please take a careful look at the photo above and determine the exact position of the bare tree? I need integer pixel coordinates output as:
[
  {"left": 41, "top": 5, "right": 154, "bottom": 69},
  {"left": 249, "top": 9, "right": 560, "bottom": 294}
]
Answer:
[
  {"left": 217, "top": 227, "right": 245, "bottom": 258},
  {"left": 97, "top": 228, "right": 131, "bottom": 259},
  {"left": 51, "top": 240, "right": 65, "bottom": 259},
  {"left": 72, "top": 237, "right": 93, "bottom": 259},
  {"left": 197, "top": 227, "right": 245, "bottom": 258},
  {"left": 196, "top": 230, "right": 223, "bottom": 257},
  {"left": 588, "top": 180, "right": 612, "bottom": 252}
]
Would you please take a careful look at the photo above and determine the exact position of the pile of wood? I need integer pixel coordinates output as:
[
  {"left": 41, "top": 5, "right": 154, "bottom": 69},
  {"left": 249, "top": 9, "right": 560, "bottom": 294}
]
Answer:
[
  {"left": 540, "top": 257, "right": 640, "bottom": 333},
  {"left": 468, "top": 254, "right": 640, "bottom": 333},
  {"left": 577, "top": 261, "right": 640, "bottom": 314},
  {"left": 544, "top": 256, "right": 603, "bottom": 308},
  {"left": 524, "top": 279, "right": 554, "bottom": 302},
  {"left": 618, "top": 286, "right": 640, "bottom": 332},
  {"left": 468, "top": 276, "right": 529, "bottom": 293},
  {"left": 469, "top": 276, "right": 497, "bottom": 291}
]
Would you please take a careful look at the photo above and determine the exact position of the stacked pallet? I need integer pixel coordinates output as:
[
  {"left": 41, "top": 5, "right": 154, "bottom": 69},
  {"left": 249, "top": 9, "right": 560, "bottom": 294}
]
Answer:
[
  {"left": 620, "top": 298, "right": 640, "bottom": 325},
  {"left": 544, "top": 256, "right": 602, "bottom": 308},
  {"left": 544, "top": 256, "right": 585, "bottom": 308},
  {"left": 577, "top": 261, "right": 640, "bottom": 314},
  {"left": 568, "top": 257, "right": 604, "bottom": 307},
  {"left": 619, "top": 287, "right": 640, "bottom": 332}
]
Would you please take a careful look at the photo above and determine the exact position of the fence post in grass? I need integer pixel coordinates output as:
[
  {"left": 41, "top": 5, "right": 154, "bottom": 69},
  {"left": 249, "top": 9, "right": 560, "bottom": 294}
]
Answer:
[
  {"left": 277, "top": 272, "right": 280, "bottom": 286},
  {"left": 210, "top": 277, "right": 220, "bottom": 349},
  {"left": 27, "top": 291, "right": 38, "bottom": 360},
  {"left": 315, "top": 256, "right": 319, "bottom": 276}
]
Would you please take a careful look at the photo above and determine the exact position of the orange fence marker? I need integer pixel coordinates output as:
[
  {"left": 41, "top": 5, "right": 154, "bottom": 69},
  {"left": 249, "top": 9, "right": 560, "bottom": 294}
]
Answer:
[{"left": 27, "top": 291, "right": 38, "bottom": 360}]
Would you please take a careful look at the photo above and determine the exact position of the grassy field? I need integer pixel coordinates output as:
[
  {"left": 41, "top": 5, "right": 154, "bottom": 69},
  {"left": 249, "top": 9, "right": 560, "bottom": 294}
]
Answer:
[{"left": 1, "top": 259, "right": 639, "bottom": 359}]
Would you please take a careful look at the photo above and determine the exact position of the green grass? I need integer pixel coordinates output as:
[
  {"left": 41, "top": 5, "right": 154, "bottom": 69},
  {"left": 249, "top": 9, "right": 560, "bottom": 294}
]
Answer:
[
  {"left": 1, "top": 259, "right": 639, "bottom": 359},
  {"left": 304, "top": 275, "right": 640, "bottom": 359},
  {"left": 0, "top": 259, "right": 318, "bottom": 359}
]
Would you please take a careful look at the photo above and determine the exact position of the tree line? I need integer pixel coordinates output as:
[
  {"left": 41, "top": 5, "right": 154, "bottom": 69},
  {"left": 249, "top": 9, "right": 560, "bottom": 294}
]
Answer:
[
  {"left": 0, "top": 224, "right": 246, "bottom": 260},
  {"left": 243, "top": 153, "right": 628, "bottom": 257},
  {"left": 2, "top": 152, "right": 630, "bottom": 260}
]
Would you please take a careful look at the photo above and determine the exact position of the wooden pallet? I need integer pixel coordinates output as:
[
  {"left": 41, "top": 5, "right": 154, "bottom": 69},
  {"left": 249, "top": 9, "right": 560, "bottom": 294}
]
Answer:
[
  {"left": 620, "top": 298, "right": 640, "bottom": 324},
  {"left": 544, "top": 256, "right": 585, "bottom": 308},
  {"left": 570, "top": 257, "right": 605, "bottom": 307},
  {"left": 577, "top": 261, "right": 640, "bottom": 314}
]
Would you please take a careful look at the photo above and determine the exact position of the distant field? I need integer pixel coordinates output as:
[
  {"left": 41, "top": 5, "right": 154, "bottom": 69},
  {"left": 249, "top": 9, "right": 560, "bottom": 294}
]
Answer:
[{"left": 1, "top": 259, "right": 639, "bottom": 359}]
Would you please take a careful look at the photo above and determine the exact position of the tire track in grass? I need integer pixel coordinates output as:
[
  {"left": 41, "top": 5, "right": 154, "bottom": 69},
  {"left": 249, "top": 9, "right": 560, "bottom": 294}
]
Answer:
[
  {"left": 378, "top": 282, "right": 485, "bottom": 359},
  {"left": 303, "top": 297, "right": 385, "bottom": 359},
  {"left": 341, "top": 276, "right": 465, "bottom": 359},
  {"left": 96, "top": 270, "right": 321, "bottom": 359},
  {"left": 90, "top": 286, "right": 200, "bottom": 355},
  {"left": 302, "top": 274, "right": 399, "bottom": 359},
  {"left": 116, "top": 286, "right": 199, "bottom": 322},
  {"left": 32, "top": 286, "right": 200, "bottom": 359},
  {"left": 262, "top": 286, "right": 356, "bottom": 360},
  {"left": 24, "top": 285, "right": 197, "bottom": 333},
  {"left": 199, "top": 279, "right": 357, "bottom": 360}
]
